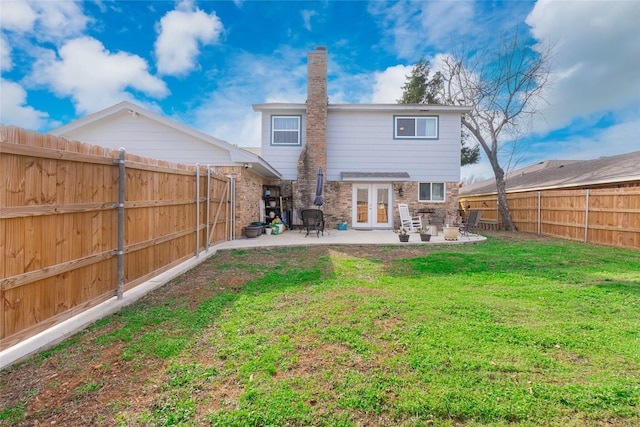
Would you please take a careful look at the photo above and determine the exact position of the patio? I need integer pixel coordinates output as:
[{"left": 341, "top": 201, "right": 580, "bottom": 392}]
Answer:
[{"left": 222, "top": 227, "right": 486, "bottom": 249}]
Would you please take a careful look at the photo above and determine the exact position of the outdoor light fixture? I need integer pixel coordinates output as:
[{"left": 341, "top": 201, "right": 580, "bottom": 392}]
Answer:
[{"left": 398, "top": 186, "right": 404, "bottom": 197}]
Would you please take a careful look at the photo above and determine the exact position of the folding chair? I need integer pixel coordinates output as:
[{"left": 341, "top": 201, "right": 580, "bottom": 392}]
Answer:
[{"left": 459, "top": 210, "right": 483, "bottom": 238}]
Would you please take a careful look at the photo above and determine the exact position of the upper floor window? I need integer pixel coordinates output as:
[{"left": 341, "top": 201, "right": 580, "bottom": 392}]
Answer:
[
  {"left": 419, "top": 182, "right": 445, "bottom": 202},
  {"left": 271, "top": 115, "right": 301, "bottom": 145},
  {"left": 394, "top": 116, "right": 438, "bottom": 139}
]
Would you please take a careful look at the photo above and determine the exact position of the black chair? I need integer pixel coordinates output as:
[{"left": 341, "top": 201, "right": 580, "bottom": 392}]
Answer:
[
  {"left": 459, "top": 210, "right": 483, "bottom": 238},
  {"left": 301, "top": 209, "right": 325, "bottom": 238}
]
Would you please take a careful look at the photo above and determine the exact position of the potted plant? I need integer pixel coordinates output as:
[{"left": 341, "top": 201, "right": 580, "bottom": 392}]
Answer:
[
  {"left": 418, "top": 228, "right": 431, "bottom": 242},
  {"left": 396, "top": 227, "right": 410, "bottom": 242}
]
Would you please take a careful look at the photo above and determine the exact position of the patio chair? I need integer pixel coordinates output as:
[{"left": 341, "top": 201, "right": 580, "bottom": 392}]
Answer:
[
  {"left": 459, "top": 210, "right": 483, "bottom": 238},
  {"left": 301, "top": 208, "right": 325, "bottom": 238},
  {"left": 398, "top": 203, "right": 422, "bottom": 231}
]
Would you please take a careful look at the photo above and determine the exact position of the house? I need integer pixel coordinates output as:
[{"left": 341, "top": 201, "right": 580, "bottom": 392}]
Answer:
[
  {"left": 460, "top": 151, "right": 640, "bottom": 197},
  {"left": 48, "top": 47, "right": 471, "bottom": 236},
  {"left": 253, "top": 46, "right": 471, "bottom": 229},
  {"left": 49, "top": 101, "right": 282, "bottom": 237}
]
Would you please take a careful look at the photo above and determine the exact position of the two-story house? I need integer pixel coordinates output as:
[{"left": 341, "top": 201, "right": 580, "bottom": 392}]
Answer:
[{"left": 253, "top": 46, "right": 470, "bottom": 230}]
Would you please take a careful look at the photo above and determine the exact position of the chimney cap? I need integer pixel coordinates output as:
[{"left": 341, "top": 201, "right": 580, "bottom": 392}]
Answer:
[{"left": 314, "top": 46, "right": 327, "bottom": 51}]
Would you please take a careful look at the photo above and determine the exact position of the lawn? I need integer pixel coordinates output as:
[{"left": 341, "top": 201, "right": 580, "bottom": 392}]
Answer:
[{"left": 1, "top": 233, "right": 639, "bottom": 426}]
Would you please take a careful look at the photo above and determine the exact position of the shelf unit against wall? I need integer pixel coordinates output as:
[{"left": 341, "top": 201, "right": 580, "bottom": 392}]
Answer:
[{"left": 263, "top": 185, "right": 292, "bottom": 227}]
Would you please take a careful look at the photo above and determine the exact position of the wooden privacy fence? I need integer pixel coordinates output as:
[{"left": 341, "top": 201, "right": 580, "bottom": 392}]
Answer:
[
  {"left": 1, "top": 126, "right": 231, "bottom": 349},
  {"left": 460, "top": 187, "right": 640, "bottom": 250}
]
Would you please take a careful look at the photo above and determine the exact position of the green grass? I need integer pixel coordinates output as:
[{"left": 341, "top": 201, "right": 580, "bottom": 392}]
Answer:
[{"left": 2, "top": 235, "right": 639, "bottom": 426}]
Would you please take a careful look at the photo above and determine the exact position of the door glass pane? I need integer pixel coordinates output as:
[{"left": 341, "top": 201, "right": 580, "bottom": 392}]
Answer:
[
  {"left": 376, "top": 188, "right": 389, "bottom": 223},
  {"left": 357, "top": 188, "right": 368, "bottom": 223}
]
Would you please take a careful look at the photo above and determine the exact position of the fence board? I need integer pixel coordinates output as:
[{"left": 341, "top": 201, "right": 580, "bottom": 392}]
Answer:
[
  {"left": 461, "top": 187, "right": 640, "bottom": 249},
  {"left": 1, "top": 125, "right": 230, "bottom": 349}
]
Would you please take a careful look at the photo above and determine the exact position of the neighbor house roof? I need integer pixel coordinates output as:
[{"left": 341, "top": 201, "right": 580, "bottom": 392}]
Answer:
[
  {"left": 460, "top": 151, "right": 640, "bottom": 196},
  {"left": 50, "top": 101, "right": 281, "bottom": 179}
]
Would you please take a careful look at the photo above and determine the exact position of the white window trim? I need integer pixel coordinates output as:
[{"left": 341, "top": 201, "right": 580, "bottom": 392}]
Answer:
[
  {"left": 271, "top": 115, "right": 301, "bottom": 145},
  {"left": 394, "top": 115, "right": 439, "bottom": 140},
  {"left": 418, "top": 182, "right": 446, "bottom": 202}
]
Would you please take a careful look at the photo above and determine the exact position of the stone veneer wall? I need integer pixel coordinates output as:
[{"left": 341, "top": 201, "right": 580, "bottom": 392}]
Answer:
[
  {"left": 219, "top": 166, "right": 269, "bottom": 238},
  {"left": 392, "top": 181, "right": 461, "bottom": 226}
]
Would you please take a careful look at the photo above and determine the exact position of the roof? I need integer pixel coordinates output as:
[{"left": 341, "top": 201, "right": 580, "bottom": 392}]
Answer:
[
  {"left": 252, "top": 103, "right": 472, "bottom": 114},
  {"left": 460, "top": 151, "right": 640, "bottom": 196},
  {"left": 49, "top": 101, "right": 281, "bottom": 179}
]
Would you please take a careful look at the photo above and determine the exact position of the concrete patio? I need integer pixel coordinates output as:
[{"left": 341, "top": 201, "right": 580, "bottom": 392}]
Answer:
[{"left": 219, "top": 227, "right": 486, "bottom": 249}]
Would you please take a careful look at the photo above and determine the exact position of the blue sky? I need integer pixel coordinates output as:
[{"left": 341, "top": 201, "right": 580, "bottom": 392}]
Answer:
[{"left": 2, "top": 0, "right": 639, "bottom": 181}]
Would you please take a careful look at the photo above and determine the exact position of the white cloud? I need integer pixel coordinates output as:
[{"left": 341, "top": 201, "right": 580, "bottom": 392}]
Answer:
[
  {"left": 190, "top": 50, "right": 308, "bottom": 146},
  {"left": 370, "top": 64, "right": 412, "bottom": 103},
  {"left": 32, "top": 0, "right": 91, "bottom": 40},
  {"left": 526, "top": 0, "right": 640, "bottom": 132},
  {"left": 154, "top": 0, "right": 223, "bottom": 76},
  {"left": 0, "top": 0, "right": 37, "bottom": 32},
  {"left": 529, "top": 120, "right": 640, "bottom": 163},
  {"left": 29, "top": 37, "right": 168, "bottom": 114},
  {"left": 301, "top": 10, "right": 318, "bottom": 31},
  {"left": 1, "top": 34, "right": 12, "bottom": 71},
  {"left": 368, "top": 0, "right": 475, "bottom": 60},
  {"left": 0, "top": 79, "right": 51, "bottom": 130}
]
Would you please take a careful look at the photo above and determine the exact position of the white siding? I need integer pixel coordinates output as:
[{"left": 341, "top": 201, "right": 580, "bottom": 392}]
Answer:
[
  {"left": 326, "top": 111, "right": 461, "bottom": 182},
  {"left": 259, "top": 109, "right": 305, "bottom": 180},
  {"left": 60, "top": 111, "right": 233, "bottom": 165}
]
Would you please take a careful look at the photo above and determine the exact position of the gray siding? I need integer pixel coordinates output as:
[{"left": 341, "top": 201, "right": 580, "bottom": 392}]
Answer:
[
  {"left": 259, "top": 108, "right": 306, "bottom": 180},
  {"left": 326, "top": 111, "right": 461, "bottom": 182},
  {"left": 259, "top": 108, "right": 463, "bottom": 183}
]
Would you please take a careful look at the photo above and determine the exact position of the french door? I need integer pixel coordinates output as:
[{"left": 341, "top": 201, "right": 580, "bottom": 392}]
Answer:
[{"left": 352, "top": 184, "right": 393, "bottom": 229}]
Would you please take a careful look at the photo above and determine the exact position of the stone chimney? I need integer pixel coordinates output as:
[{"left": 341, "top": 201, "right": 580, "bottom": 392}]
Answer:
[{"left": 295, "top": 46, "right": 328, "bottom": 210}]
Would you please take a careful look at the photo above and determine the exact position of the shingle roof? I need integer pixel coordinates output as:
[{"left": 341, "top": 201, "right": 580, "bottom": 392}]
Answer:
[{"left": 460, "top": 151, "right": 640, "bottom": 195}]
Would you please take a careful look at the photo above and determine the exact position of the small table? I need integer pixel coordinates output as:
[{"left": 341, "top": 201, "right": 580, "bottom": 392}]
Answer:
[{"left": 418, "top": 209, "right": 436, "bottom": 234}]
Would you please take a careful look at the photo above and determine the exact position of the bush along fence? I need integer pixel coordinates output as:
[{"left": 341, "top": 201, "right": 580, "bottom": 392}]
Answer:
[
  {"left": 0, "top": 126, "right": 231, "bottom": 349},
  {"left": 461, "top": 187, "right": 640, "bottom": 250}
]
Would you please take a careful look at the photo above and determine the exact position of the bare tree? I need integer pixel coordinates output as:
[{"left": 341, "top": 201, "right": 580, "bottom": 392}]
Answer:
[
  {"left": 399, "top": 58, "right": 480, "bottom": 166},
  {"left": 439, "top": 33, "right": 552, "bottom": 231}
]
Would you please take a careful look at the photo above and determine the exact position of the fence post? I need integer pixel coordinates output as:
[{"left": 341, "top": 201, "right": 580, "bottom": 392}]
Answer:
[
  {"left": 195, "top": 164, "right": 200, "bottom": 256},
  {"left": 584, "top": 189, "right": 590, "bottom": 243},
  {"left": 206, "top": 165, "right": 211, "bottom": 251},
  {"left": 114, "top": 148, "right": 126, "bottom": 300},
  {"left": 537, "top": 191, "right": 541, "bottom": 235}
]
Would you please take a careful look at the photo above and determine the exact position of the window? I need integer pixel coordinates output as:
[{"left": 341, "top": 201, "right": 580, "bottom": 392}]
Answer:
[
  {"left": 394, "top": 116, "right": 438, "bottom": 139},
  {"left": 271, "top": 115, "right": 301, "bottom": 145},
  {"left": 419, "top": 182, "right": 445, "bottom": 202}
]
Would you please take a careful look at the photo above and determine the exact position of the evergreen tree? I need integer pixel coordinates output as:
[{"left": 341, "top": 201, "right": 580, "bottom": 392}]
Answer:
[{"left": 398, "top": 58, "right": 480, "bottom": 166}]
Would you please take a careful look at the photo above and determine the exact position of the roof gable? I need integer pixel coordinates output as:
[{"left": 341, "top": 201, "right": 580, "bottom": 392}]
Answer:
[{"left": 49, "top": 101, "right": 280, "bottom": 178}]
